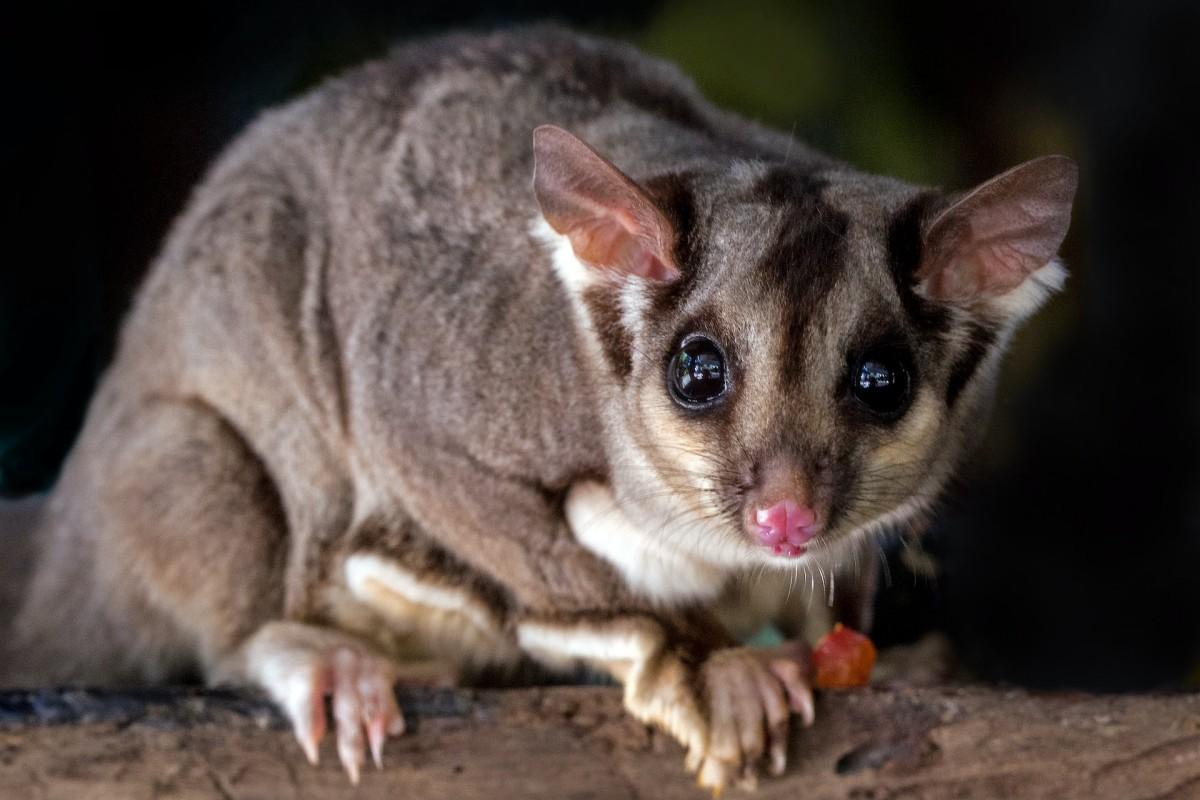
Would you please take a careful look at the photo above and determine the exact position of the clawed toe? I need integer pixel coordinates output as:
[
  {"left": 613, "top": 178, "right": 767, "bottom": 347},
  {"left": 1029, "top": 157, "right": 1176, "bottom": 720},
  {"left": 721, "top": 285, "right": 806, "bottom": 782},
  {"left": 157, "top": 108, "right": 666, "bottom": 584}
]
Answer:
[
  {"left": 688, "top": 643, "right": 815, "bottom": 793},
  {"left": 330, "top": 647, "right": 404, "bottom": 782},
  {"left": 250, "top": 630, "right": 405, "bottom": 784}
]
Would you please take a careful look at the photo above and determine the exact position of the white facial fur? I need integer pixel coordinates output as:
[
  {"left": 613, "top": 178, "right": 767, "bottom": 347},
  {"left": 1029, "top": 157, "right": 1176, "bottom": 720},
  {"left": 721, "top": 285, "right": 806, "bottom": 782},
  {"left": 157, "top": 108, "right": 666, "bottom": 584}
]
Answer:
[{"left": 984, "top": 259, "right": 1068, "bottom": 322}]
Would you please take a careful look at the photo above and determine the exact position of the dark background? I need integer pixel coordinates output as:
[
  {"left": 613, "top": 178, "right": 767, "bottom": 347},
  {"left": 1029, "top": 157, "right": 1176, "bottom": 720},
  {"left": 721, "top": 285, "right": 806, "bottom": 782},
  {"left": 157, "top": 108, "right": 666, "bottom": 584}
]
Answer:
[{"left": 2, "top": 1, "right": 1197, "bottom": 691}]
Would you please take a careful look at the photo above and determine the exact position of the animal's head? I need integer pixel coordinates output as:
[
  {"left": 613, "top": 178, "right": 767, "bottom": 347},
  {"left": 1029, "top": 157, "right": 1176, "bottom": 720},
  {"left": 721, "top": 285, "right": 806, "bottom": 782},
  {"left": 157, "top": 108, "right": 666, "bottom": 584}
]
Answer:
[{"left": 533, "top": 124, "right": 1076, "bottom": 572}]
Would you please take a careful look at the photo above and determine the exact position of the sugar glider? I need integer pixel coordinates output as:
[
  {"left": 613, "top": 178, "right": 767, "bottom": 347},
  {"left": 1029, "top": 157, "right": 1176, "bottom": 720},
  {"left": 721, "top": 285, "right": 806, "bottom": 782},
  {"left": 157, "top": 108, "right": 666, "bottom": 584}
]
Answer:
[{"left": 5, "top": 25, "right": 1075, "bottom": 791}]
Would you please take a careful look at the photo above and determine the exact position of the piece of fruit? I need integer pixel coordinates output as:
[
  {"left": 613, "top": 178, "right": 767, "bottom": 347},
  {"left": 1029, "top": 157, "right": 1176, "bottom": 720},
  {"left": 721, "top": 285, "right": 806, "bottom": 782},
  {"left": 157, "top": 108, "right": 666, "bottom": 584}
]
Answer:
[{"left": 812, "top": 623, "right": 877, "bottom": 689}]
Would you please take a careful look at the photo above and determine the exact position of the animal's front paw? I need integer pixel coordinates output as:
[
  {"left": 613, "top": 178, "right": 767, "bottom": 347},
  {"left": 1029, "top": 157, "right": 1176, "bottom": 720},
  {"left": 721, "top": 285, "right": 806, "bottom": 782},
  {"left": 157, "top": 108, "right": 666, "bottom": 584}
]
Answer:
[
  {"left": 238, "top": 623, "right": 405, "bottom": 784},
  {"left": 626, "top": 641, "right": 814, "bottom": 793},
  {"left": 694, "top": 642, "right": 814, "bottom": 791}
]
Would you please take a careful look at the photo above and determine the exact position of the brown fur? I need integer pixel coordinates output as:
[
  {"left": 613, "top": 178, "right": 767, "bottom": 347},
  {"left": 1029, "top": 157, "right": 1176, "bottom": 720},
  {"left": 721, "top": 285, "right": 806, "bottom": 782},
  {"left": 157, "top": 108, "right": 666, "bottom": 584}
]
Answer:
[{"left": 3, "top": 25, "right": 1073, "bottom": 791}]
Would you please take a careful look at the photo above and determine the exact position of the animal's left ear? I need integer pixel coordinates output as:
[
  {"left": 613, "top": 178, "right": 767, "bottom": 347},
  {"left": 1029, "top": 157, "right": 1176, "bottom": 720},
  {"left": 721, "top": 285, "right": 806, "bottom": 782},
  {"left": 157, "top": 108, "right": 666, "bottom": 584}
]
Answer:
[
  {"left": 533, "top": 124, "right": 680, "bottom": 283},
  {"left": 916, "top": 155, "right": 1077, "bottom": 318}
]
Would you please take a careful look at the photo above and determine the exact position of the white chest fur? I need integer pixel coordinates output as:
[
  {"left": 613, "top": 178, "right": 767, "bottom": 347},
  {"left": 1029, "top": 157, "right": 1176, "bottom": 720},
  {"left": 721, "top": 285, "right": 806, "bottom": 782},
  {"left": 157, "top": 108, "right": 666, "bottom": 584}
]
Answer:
[{"left": 565, "top": 480, "right": 729, "bottom": 605}]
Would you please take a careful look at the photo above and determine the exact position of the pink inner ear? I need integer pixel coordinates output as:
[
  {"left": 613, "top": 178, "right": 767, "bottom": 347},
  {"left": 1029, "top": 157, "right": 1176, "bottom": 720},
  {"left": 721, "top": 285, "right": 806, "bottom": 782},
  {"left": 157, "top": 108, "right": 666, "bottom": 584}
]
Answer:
[
  {"left": 566, "top": 215, "right": 676, "bottom": 281},
  {"left": 918, "top": 155, "right": 1077, "bottom": 306},
  {"left": 533, "top": 125, "right": 680, "bottom": 282},
  {"left": 635, "top": 252, "right": 675, "bottom": 282}
]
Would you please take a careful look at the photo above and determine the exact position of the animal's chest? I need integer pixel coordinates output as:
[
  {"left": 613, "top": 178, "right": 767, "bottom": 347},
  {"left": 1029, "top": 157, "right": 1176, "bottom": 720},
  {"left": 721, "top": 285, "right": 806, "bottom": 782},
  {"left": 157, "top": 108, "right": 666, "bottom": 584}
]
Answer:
[{"left": 565, "top": 481, "right": 731, "bottom": 605}]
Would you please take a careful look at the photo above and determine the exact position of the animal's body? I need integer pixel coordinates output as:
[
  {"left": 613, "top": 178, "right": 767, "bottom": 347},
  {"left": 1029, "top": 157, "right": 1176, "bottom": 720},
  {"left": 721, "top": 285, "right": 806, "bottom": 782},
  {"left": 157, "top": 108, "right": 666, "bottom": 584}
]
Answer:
[{"left": 5, "top": 26, "right": 1075, "bottom": 790}]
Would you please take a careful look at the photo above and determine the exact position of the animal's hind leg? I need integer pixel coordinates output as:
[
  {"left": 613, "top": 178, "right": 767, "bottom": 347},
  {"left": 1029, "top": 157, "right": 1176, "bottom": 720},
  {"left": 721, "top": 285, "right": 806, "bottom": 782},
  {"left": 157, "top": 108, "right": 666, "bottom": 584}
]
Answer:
[
  {"left": 10, "top": 397, "right": 291, "bottom": 685},
  {"left": 12, "top": 397, "right": 411, "bottom": 781},
  {"left": 223, "top": 519, "right": 524, "bottom": 781},
  {"left": 216, "top": 620, "right": 406, "bottom": 784}
]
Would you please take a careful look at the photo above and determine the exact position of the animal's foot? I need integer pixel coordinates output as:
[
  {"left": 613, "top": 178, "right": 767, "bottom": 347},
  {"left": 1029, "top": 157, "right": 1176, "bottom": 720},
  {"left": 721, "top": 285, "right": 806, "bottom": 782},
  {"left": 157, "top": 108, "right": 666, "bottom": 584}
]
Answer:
[
  {"left": 696, "top": 642, "right": 814, "bottom": 791},
  {"left": 235, "top": 622, "right": 405, "bottom": 784},
  {"left": 627, "top": 641, "right": 814, "bottom": 793}
]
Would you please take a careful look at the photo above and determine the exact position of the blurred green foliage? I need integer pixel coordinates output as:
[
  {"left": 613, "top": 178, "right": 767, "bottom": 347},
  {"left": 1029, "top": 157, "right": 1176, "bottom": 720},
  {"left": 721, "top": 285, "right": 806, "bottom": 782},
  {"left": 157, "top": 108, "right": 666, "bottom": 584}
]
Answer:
[{"left": 638, "top": 0, "right": 960, "bottom": 184}]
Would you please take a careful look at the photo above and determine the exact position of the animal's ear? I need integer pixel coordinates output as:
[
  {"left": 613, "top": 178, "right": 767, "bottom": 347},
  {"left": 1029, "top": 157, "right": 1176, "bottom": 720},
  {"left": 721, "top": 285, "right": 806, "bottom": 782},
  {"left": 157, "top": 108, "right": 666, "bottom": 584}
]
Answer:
[
  {"left": 533, "top": 124, "right": 680, "bottom": 282},
  {"left": 916, "top": 155, "right": 1077, "bottom": 317}
]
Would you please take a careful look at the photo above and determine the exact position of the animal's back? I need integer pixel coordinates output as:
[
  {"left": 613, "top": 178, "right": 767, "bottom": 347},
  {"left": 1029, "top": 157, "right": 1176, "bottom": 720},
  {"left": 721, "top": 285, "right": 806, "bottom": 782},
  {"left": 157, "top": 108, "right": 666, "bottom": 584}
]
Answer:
[
  {"left": 103, "top": 24, "right": 771, "bottom": 448},
  {"left": 4, "top": 25, "right": 789, "bottom": 685}
]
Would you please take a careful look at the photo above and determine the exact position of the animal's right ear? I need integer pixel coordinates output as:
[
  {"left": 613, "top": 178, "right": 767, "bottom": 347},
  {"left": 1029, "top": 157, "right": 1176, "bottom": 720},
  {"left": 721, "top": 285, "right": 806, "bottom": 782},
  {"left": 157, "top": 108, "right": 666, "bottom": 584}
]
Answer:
[
  {"left": 533, "top": 125, "right": 680, "bottom": 283},
  {"left": 915, "top": 155, "right": 1077, "bottom": 319}
]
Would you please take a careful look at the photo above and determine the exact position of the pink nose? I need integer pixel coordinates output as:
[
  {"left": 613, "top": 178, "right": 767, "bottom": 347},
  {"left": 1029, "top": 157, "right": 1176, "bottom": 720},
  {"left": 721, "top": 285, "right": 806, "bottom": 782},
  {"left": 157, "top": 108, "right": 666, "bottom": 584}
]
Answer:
[{"left": 755, "top": 499, "right": 818, "bottom": 557}]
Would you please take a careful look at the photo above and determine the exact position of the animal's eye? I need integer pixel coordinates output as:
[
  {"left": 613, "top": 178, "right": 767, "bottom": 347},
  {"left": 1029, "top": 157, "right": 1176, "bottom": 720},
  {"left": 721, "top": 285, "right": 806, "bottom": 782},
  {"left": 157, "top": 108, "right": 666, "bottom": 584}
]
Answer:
[
  {"left": 851, "top": 350, "right": 912, "bottom": 418},
  {"left": 668, "top": 336, "right": 728, "bottom": 408}
]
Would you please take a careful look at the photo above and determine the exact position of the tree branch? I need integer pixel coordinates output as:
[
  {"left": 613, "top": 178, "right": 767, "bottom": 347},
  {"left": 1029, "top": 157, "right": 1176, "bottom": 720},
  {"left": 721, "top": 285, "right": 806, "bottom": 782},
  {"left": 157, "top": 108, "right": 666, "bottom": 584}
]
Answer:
[{"left": 1, "top": 685, "right": 1197, "bottom": 798}]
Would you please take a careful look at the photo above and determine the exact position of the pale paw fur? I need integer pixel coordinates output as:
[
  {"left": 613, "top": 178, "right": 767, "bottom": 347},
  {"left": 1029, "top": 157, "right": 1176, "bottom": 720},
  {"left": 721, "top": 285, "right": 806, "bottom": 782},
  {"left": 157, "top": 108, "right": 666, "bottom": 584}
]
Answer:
[
  {"left": 627, "top": 642, "right": 814, "bottom": 793},
  {"left": 226, "top": 621, "right": 406, "bottom": 784}
]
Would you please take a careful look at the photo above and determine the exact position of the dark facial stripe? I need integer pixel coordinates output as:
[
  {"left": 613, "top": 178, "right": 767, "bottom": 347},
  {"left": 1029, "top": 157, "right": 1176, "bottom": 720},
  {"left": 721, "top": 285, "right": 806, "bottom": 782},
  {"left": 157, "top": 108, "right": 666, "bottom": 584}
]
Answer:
[
  {"left": 581, "top": 283, "right": 633, "bottom": 380},
  {"left": 644, "top": 172, "right": 702, "bottom": 315},
  {"left": 645, "top": 172, "right": 700, "bottom": 268},
  {"left": 754, "top": 164, "right": 822, "bottom": 205},
  {"left": 945, "top": 323, "right": 996, "bottom": 406},
  {"left": 887, "top": 192, "right": 952, "bottom": 336},
  {"left": 752, "top": 167, "right": 850, "bottom": 386}
]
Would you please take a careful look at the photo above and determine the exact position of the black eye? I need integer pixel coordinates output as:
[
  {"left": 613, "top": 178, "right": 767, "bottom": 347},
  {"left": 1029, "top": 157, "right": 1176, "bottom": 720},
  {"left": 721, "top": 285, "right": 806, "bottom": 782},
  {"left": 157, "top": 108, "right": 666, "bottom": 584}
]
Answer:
[
  {"left": 851, "top": 350, "right": 912, "bottom": 418},
  {"left": 669, "top": 336, "right": 728, "bottom": 408}
]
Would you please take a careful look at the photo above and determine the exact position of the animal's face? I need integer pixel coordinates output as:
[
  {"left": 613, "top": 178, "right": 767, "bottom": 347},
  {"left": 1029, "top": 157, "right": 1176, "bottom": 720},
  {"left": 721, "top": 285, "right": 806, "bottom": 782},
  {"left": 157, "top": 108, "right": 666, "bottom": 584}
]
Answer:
[{"left": 534, "top": 125, "right": 1075, "bottom": 572}]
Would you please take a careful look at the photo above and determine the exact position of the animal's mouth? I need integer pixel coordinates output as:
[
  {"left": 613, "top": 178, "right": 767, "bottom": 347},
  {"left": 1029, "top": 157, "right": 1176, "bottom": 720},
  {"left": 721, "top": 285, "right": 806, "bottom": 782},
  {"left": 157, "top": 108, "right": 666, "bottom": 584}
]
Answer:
[{"left": 750, "top": 499, "right": 823, "bottom": 559}]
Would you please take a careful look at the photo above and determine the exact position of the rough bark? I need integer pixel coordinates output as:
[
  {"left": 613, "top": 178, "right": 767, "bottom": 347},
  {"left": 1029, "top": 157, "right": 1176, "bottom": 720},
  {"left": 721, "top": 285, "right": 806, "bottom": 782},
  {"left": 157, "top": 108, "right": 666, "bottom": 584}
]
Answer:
[{"left": 1, "top": 684, "right": 1197, "bottom": 799}]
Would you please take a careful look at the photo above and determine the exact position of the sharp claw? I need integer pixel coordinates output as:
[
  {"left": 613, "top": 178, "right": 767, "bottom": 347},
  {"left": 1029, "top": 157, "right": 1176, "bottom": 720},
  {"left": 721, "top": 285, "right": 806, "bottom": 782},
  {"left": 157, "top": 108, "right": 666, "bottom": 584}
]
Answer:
[
  {"left": 795, "top": 686, "right": 815, "bottom": 727},
  {"left": 778, "top": 673, "right": 815, "bottom": 724},
  {"left": 770, "top": 740, "right": 786, "bottom": 776},
  {"left": 337, "top": 725, "right": 364, "bottom": 786},
  {"left": 333, "top": 653, "right": 366, "bottom": 784},
  {"left": 368, "top": 716, "right": 386, "bottom": 769},
  {"left": 697, "top": 768, "right": 725, "bottom": 798},
  {"left": 341, "top": 748, "right": 362, "bottom": 786},
  {"left": 698, "top": 758, "right": 728, "bottom": 795},
  {"left": 337, "top": 741, "right": 365, "bottom": 783},
  {"left": 297, "top": 730, "right": 320, "bottom": 766},
  {"left": 284, "top": 680, "right": 326, "bottom": 767},
  {"left": 296, "top": 734, "right": 319, "bottom": 762},
  {"left": 252, "top": 627, "right": 411, "bottom": 787}
]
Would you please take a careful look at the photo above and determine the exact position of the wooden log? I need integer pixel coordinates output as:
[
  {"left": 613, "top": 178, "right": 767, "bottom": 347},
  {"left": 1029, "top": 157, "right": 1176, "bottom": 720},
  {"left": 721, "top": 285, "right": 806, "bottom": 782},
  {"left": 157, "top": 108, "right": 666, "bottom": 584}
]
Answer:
[{"left": 1, "top": 684, "right": 1198, "bottom": 799}]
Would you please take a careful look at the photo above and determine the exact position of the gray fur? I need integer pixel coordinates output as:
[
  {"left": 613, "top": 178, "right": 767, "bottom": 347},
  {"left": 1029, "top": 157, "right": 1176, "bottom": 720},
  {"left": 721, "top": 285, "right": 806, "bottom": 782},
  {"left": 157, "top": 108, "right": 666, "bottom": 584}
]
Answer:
[{"left": 6, "top": 25, "right": 1071, "bottom": 696}]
